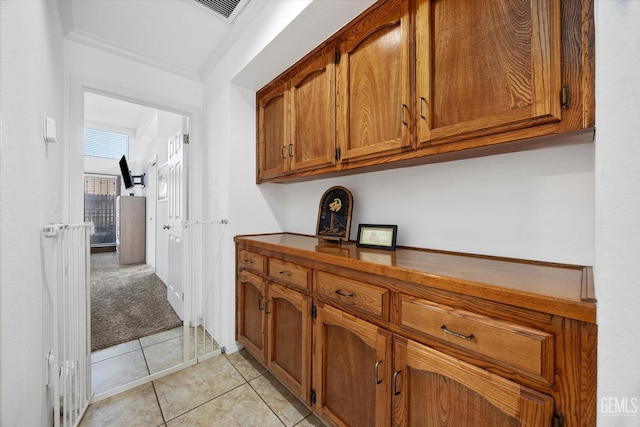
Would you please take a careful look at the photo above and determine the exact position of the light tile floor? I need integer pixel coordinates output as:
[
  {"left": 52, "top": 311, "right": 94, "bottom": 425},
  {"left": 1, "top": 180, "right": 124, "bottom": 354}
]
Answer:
[
  {"left": 91, "top": 326, "right": 219, "bottom": 396},
  {"left": 81, "top": 349, "right": 326, "bottom": 426}
]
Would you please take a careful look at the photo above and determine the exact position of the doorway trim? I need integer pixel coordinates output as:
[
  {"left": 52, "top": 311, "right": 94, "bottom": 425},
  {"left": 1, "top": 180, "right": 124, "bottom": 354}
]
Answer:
[
  {"left": 67, "top": 75, "right": 205, "bottom": 402},
  {"left": 67, "top": 74, "right": 203, "bottom": 225}
]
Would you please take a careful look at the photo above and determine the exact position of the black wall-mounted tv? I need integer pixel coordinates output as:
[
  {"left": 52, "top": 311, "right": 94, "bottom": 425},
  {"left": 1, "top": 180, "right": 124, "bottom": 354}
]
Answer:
[{"left": 119, "top": 155, "right": 134, "bottom": 189}]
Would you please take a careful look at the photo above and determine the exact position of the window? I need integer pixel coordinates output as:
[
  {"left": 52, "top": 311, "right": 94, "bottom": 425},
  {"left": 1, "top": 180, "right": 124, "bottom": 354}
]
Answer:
[
  {"left": 84, "top": 176, "right": 118, "bottom": 246},
  {"left": 84, "top": 128, "right": 128, "bottom": 159}
]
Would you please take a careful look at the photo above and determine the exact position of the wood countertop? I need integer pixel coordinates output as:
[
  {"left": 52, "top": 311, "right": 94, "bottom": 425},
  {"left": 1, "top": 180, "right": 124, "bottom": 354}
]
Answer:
[{"left": 235, "top": 233, "right": 597, "bottom": 324}]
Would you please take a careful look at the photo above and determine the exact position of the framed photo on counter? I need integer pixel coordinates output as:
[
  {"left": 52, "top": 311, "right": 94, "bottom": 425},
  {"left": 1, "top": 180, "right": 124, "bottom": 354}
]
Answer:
[{"left": 356, "top": 224, "right": 397, "bottom": 251}]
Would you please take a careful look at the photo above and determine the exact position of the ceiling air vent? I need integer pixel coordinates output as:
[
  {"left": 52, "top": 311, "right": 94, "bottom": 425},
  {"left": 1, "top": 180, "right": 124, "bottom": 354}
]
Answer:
[{"left": 194, "top": 0, "right": 243, "bottom": 21}]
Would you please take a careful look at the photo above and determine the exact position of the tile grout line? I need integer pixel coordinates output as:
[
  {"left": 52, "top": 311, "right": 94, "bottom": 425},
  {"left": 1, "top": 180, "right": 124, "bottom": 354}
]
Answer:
[
  {"left": 151, "top": 381, "right": 167, "bottom": 426},
  {"left": 246, "top": 373, "right": 287, "bottom": 427},
  {"left": 159, "top": 381, "right": 250, "bottom": 424}
]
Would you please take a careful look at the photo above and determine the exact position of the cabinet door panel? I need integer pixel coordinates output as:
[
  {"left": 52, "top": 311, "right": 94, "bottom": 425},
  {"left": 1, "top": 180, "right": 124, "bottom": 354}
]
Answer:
[
  {"left": 237, "top": 271, "right": 266, "bottom": 363},
  {"left": 267, "top": 283, "right": 311, "bottom": 402},
  {"left": 314, "top": 303, "right": 391, "bottom": 427},
  {"left": 337, "top": 0, "right": 411, "bottom": 162},
  {"left": 393, "top": 337, "right": 554, "bottom": 427},
  {"left": 290, "top": 48, "right": 336, "bottom": 172},
  {"left": 416, "top": 0, "right": 562, "bottom": 146},
  {"left": 257, "top": 82, "right": 289, "bottom": 180}
]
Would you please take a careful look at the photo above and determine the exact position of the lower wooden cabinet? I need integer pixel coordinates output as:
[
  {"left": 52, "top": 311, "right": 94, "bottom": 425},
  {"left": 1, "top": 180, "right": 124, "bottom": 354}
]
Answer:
[
  {"left": 235, "top": 234, "right": 597, "bottom": 427},
  {"left": 392, "top": 337, "right": 554, "bottom": 426},
  {"left": 266, "top": 282, "right": 312, "bottom": 403},
  {"left": 237, "top": 270, "right": 266, "bottom": 362},
  {"left": 313, "top": 303, "right": 391, "bottom": 427}
]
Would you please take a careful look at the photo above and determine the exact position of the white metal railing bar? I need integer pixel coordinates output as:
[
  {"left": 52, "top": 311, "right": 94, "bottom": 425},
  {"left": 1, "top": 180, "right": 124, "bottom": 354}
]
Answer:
[{"left": 41, "top": 223, "right": 92, "bottom": 427}]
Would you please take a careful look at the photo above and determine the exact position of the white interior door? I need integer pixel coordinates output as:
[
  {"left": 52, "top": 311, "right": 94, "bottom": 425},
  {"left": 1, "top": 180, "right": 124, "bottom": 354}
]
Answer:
[{"left": 166, "top": 123, "right": 187, "bottom": 320}]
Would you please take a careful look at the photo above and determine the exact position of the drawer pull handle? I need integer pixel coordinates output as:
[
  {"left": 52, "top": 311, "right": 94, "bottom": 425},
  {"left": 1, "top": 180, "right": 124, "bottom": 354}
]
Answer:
[
  {"left": 441, "top": 325, "right": 474, "bottom": 341},
  {"left": 278, "top": 271, "right": 292, "bottom": 277},
  {"left": 375, "top": 360, "right": 383, "bottom": 384},
  {"left": 393, "top": 370, "right": 402, "bottom": 396},
  {"left": 243, "top": 259, "right": 254, "bottom": 264},
  {"left": 335, "top": 289, "right": 354, "bottom": 298}
]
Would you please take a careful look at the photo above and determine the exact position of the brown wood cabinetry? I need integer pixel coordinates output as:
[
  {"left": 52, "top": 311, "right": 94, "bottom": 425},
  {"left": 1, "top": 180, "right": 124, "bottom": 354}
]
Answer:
[
  {"left": 335, "top": 0, "right": 412, "bottom": 163},
  {"left": 392, "top": 337, "right": 555, "bottom": 426},
  {"left": 257, "top": 47, "right": 337, "bottom": 182},
  {"left": 256, "top": 0, "right": 594, "bottom": 183},
  {"left": 236, "top": 233, "right": 597, "bottom": 426},
  {"left": 313, "top": 302, "right": 391, "bottom": 427},
  {"left": 236, "top": 247, "right": 313, "bottom": 404},
  {"left": 236, "top": 270, "right": 267, "bottom": 362},
  {"left": 415, "top": 0, "right": 562, "bottom": 147},
  {"left": 266, "top": 282, "right": 312, "bottom": 403}
]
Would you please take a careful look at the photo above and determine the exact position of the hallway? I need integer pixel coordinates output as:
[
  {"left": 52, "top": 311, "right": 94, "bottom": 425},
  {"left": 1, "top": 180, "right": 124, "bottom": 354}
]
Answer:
[{"left": 81, "top": 350, "right": 325, "bottom": 426}]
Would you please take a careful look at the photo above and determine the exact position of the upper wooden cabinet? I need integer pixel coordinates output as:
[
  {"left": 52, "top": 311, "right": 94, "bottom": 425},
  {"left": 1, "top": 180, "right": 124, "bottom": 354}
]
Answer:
[
  {"left": 290, "top": 47, "right": 337, "bottom": 173},
  {"left": 257, "top": 47, "right": 337, "bottom": 182},
  {"left": 255, "top": 0, "right": 594, "bottom": 183},
  {"left": 415, "top": 0, "right": 562, "bottom": 147},
  {"left": 257, "top": 78, "right": 289, "bottom": 181},
  {"left": 336, "top": 0, "right": 412, "bottom": 162}
]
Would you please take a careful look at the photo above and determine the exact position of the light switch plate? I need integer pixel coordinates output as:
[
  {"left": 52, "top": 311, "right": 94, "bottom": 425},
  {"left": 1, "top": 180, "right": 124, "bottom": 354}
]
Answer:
[{"left": 44, "top": 116, "right": 57, "bottom": 143}]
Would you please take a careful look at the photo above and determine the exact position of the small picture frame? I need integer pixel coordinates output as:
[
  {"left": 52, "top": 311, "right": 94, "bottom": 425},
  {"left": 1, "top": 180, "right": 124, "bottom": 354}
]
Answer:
[{"left": 356, "top": 224, "right": 398, "bottom": 251}]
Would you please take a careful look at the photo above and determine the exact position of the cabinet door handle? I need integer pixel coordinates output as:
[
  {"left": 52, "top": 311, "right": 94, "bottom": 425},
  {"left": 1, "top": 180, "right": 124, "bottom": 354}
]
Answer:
[
  {"left": 393, "top": 370, "right": 402, "bottom": 396},
  {"left": 288, "top": 143, "right": 293, "bottom": 158},
  {"left": 375, "top": 360, "right": 383, "bottom": 384},
  {"left": 419, "top": 97, "right": 426, "bottom": 119},
  {"left": 264, "top": 299, "right": 271, "bottom": 314},
  {"left": 258, "top": 296, "right": 265, "bottom": 311},
  {"left": 401, "top": 104, "right": 408, "bottom": 126},
  {"left": 441, "top": 324, "right": 475, "bottom": 341},
  {"left": 280, "top": 145, "right": 287, "bottom": 159},
  {"left": 335, "top": 289, "right": 354, "bottom": 298}
]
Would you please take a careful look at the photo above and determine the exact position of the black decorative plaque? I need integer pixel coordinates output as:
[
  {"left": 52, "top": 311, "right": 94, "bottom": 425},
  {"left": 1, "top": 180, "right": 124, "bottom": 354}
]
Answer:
[{"left": 316, "top": 186, "right": 353, "bottom": 242}]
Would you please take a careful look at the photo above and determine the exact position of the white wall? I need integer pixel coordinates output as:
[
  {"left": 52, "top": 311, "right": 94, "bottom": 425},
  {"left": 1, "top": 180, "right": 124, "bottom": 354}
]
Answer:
[
  {"left": 283, "top": 142, "right": 594, "bottom": 265},
  {"left": 595, "top": 2, "right": 640, "bottom": 425},
  {"left": 0, "top": 1, "right": 65, "bottom": 425}
]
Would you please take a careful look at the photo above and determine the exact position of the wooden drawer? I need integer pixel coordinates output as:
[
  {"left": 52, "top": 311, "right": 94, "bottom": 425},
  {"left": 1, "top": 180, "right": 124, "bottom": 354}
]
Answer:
[
  {"left": 238, "top": 250, "right": 267, "bottom": 274},
  {"left": 268, "top": 258, "right": 311, "bottom": 291},
  {"left": 399, "top": 295, "right": 553, "bottom": 382},
  {"left": 316, "top": 271, "right": 389, "bottom": 320}
]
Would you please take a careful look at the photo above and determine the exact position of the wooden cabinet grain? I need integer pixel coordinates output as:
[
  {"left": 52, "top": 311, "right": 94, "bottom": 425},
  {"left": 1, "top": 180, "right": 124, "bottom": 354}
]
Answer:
[
  {"left": 235, "top": 233, "right": 597, "bottom": 426},
  {"left": 255, "top": 0, "right": 594, "bottom": 183},
  {"left": 257, "top": 47, "right": 337, "bottom": 182},
  {"left": 257, "top": 78, "right": 289, "bottom": 181},
  {"left": 313, "top": 303, "right": 391, "bottom": 427},
  {"left": 266, "top": 282, "right": 312, "bottom": 403},
  {"left": 335, "top": 0, "right": 412, "bottom": 162},
  {"left": 236, "top": 249, "right": 312, "bottom": 404},
  {"left": 392, "top": 336, "right": 555, "bottom": 426},
  {"left": 415, "top": 0, "right": 562, "bottom": 147},
  {"left": 236, "top": 270, "right": 267, "bottom": 363}
]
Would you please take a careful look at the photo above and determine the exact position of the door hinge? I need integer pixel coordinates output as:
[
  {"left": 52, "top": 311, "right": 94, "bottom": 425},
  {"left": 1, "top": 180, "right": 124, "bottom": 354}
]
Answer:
[
  {"left": 561, "top": 86, "right": 570, "bottom": 110},
  {"left": 552, "top": 411, "right": 564, "bottom": 427},
  {"left": 183, "top": 133, "right": 190, "bottom": 144},
  {"left": 310, "top": 389, "right": 316, "bottom": 404},
  {"left": 335, "top": 147, "right": 341, "bottom": 160},
  {"left": 311, "top": 305, "right": 317, "bottom": 319},
  {"left": 335, "top": 50, "right": 341, "bottom": 64}
]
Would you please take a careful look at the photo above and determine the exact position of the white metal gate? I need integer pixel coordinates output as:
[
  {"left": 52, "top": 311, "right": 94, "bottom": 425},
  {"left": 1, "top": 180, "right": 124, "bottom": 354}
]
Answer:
[{"left": 41, "top": 223, "right": 92, "bottom": 427}]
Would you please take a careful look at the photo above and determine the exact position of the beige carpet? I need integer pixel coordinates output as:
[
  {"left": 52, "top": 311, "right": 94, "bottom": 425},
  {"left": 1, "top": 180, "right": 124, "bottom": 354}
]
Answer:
[{"left": 91, "top": 252, "right": 182, "bottom": 351}]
